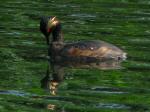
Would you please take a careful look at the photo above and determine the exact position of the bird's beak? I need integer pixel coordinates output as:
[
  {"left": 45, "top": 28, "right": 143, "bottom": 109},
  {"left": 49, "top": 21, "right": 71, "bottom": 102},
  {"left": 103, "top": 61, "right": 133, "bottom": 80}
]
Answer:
[{"left": 47, "top": 17, "right": 59, "bottom": 33}]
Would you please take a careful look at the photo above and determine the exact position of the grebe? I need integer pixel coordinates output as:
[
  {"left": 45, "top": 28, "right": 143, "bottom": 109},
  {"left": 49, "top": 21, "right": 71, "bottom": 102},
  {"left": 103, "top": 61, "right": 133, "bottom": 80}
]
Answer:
[
  {"left": 40, "top": 16, "right": 127, "bottom": 95},
  {"left": 40, "top": 16, "right": 126, "bottom": 67}
]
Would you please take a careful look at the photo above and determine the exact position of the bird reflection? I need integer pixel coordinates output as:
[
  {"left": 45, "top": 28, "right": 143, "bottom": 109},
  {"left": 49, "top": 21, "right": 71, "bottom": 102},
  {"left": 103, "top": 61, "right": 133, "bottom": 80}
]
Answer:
[
  {"left": 41, "top": 65, "right": 64, "bottom": 95},
  {"left": 47, "top": 104, "right": 56, "bottom": 110},
  {"left": 47, "top": 103, "right": 66, "bottom": 112},
  {"left": 40, "top": 58, "right": 125, "bottom": 95}
]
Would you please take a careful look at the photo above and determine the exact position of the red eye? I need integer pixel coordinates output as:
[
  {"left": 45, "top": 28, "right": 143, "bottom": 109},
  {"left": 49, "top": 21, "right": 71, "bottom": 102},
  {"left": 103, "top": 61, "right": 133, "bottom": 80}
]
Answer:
[{"left": 47, "top": 28, "right": 52, "bottom": 33}]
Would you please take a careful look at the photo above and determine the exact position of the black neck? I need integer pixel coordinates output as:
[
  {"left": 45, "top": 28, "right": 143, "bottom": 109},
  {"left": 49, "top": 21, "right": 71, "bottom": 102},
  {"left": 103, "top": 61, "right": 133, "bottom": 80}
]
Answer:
[{"left": 52, "top": 23, "right": 63, "bottom": 42}]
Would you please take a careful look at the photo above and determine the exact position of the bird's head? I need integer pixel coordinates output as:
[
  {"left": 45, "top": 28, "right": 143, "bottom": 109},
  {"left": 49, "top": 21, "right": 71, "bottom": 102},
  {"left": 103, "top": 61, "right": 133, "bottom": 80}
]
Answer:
[{"left": 40, "top": 16, "right": 60, "bottom": 45}]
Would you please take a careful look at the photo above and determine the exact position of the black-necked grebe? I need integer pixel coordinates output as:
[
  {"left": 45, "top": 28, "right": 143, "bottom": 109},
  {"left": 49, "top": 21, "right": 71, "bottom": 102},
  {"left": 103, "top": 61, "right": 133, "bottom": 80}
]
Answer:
[
  {"left": 40, "top": 16, "right": 127, "bottom": 95},
  {"left": 40, "top": 16, "right": 126, "bottom": 67}
]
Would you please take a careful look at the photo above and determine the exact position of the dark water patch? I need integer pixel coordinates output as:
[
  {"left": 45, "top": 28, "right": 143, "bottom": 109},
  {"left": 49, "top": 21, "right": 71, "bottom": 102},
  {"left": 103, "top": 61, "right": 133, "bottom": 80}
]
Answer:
[
  {"left": 128, "top": 47, "right": 150, "bottom": 52},
  {"left": 126, "top": 41, "right": 150, "bottom": 51},
  {"left": 127, "top": 66, "right": 150, "bottom": 72},
  {"left": 20, "top": 55, "right": 47, "bottom": 61},
  {"left": 16, "top": 50, "right": 47, "bottom": 61},
  {"left": 129, "top": 104, "right": 150, "bottom": 112},
  {"left": 0, "top": 46, "right": 46, "bottom": 61},
  {"left": 23, "top": 13, "right": 42, "bottom": 20},
  {"left": 128, "top": 56, "right": 150, "bottom": 62},
  {"left": 0, "top": 26, "right": 7, "bottom": 31},
  {"left": 100, "top": 31, "right": 114, "bottom": 35},
  {"left": 1, "top": 98, "right": 47, "bottom": 110},
  {"left": 127, "top": 41, "right": 150, "bottom": 47},
  {"left": 127, "top": 47, "right": 150, "bottom": 52},
  {"left": 0, "top": 48, "right": 22, "bottom": 61},
  {"left": 10, "top": 27, "right": 38, "bottom": 32}
]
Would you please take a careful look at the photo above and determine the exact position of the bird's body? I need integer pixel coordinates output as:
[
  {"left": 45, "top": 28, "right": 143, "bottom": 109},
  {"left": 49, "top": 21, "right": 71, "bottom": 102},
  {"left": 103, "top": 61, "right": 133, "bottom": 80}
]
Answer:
[{"left": 50, "top": 40, "right": 126, "bottom": 69}]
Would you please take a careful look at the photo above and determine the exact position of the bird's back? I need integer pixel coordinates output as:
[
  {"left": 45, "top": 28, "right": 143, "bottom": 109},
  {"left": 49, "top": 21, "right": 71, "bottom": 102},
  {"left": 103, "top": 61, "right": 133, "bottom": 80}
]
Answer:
[{"left": 52, "top": 40, "right": 126, "bottom": 69}]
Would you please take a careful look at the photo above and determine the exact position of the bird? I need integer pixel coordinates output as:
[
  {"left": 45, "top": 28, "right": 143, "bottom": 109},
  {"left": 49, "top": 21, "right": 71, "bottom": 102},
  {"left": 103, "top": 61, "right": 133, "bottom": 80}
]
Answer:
[
  {"left": 40, "top": 16, "right": 127, "bottom": 95},
  {"left": 40, "top": 16, "right": 126, "bottom": 68}
]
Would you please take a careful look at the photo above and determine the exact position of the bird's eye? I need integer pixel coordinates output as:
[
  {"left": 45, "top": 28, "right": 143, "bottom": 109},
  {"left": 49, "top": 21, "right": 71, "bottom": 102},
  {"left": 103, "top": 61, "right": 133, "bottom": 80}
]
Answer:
[{"left": 117, "top": 56, "right": 121, "bottom": 60}]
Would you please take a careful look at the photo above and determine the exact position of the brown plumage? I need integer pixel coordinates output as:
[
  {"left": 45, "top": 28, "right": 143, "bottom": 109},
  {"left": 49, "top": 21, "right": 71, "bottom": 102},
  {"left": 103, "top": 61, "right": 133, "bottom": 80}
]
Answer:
[{"left": 50, "top": 40, "right": 126, "bottom": 69}]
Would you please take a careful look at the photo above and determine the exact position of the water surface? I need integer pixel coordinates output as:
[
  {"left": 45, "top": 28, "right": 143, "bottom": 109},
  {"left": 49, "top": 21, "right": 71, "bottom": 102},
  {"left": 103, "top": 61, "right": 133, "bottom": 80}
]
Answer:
[{"left": 0, "top": 0, "right": 150, "bottom": 112}]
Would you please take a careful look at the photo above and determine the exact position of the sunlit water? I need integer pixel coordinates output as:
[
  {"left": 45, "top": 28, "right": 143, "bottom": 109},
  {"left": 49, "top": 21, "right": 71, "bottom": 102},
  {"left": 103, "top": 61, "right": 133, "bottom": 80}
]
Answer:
[{"left": 0, "top": 0, "right": 150, "bottom": 112}]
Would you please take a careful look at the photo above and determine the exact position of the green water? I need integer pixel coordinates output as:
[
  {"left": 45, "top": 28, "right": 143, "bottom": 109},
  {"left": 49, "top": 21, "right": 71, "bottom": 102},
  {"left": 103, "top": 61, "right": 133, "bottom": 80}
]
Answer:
[{"left": 0, "top": 0, "right": 150, "bottom": 112}]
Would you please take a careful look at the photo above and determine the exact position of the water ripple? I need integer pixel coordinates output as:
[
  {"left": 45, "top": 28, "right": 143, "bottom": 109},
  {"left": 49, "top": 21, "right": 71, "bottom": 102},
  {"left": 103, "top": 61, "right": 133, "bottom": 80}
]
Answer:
[
  {"left": 0, "top": 90, "right": 31, "bottom": 97},
  {"left": 95, "top": 103, "right": 130, "bottom": 109}
]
